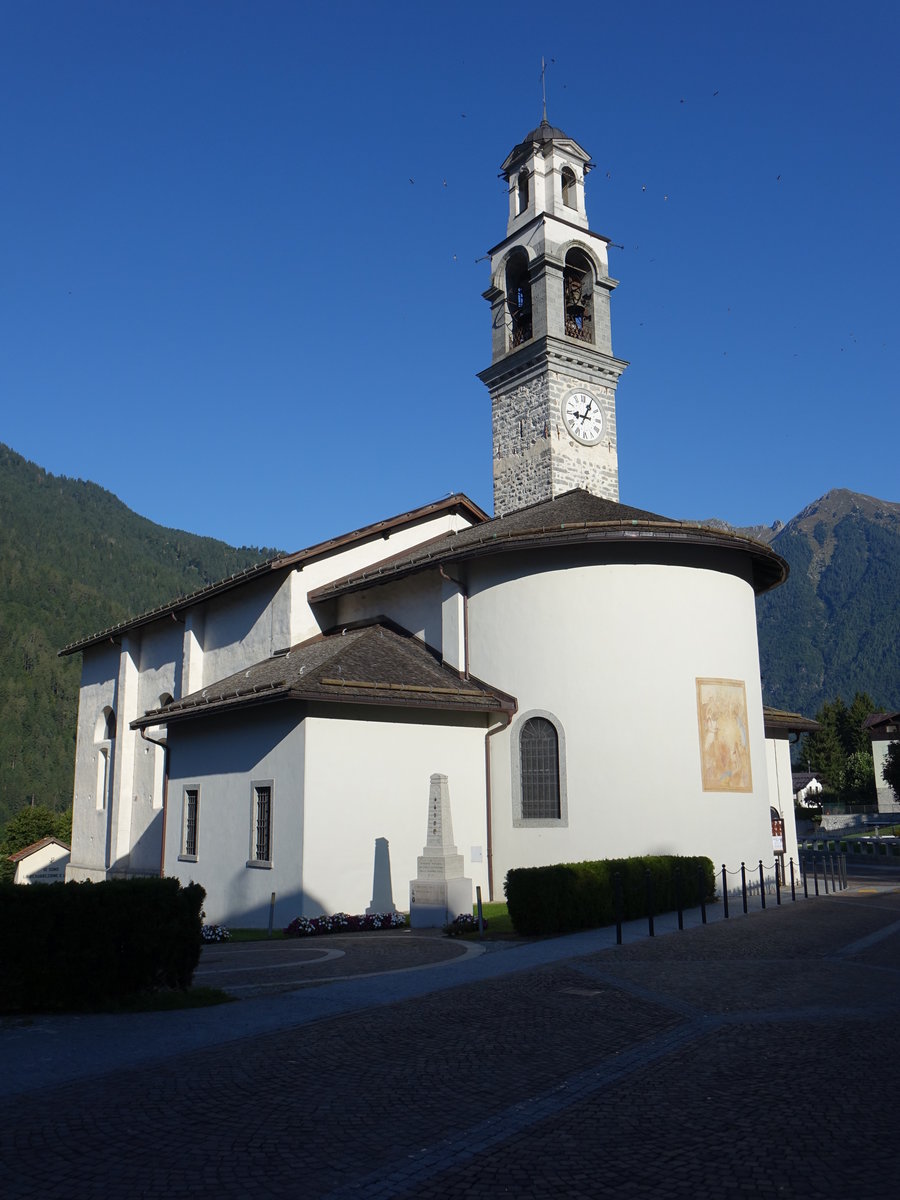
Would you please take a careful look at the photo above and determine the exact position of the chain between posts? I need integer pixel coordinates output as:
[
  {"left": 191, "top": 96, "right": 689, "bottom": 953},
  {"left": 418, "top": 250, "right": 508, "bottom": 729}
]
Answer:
[{"left": 612, "top": 851, "right": 844, "bottom": 946}]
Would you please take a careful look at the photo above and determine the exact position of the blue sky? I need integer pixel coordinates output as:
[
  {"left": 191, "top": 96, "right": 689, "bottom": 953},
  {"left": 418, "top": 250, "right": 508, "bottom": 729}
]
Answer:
[{"left": 2, "top": 1, "right": 897, "bottom": 552}]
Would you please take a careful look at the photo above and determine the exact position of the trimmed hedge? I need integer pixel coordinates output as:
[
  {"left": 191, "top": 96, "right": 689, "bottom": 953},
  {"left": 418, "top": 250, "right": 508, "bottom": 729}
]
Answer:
[
  {"left": 0, "top": 876, "right": 205, "bottom": 1013},
  {"left": 504, "top": 855, "right": 716, "bottom": 936}
]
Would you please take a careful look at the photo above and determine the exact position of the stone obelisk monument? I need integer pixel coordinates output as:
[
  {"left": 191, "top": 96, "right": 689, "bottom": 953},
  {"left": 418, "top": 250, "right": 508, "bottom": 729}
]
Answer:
[{"left": 409, "top": 774, "right": 473, "bottom": 928}]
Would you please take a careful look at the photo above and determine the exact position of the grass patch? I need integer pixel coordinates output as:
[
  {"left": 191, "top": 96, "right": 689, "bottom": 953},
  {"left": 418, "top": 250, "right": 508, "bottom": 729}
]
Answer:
[{"left": 458, "top": 900, "right": 516, "bottom": 938}]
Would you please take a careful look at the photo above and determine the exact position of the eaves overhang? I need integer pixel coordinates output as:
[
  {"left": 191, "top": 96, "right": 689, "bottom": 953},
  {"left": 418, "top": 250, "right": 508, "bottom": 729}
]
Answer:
[
  {"left": 309, "top": 520, "right": 789, "bottom": 603},
  {"left": 60, "top": 493, "right": 488, "bottom": 658}
]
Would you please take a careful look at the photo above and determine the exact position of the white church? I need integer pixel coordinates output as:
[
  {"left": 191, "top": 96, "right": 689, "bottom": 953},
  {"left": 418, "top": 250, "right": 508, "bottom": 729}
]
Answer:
[{"left": 63, "top": 118, "right": 809, "bottom": 926}]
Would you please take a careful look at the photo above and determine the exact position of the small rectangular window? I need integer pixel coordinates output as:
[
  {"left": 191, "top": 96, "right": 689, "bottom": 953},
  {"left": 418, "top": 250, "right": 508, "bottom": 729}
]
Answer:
[
  {"left": 249, "top": 782, "right": 273, "bottom": 867},
  {"left": 180, "top": 788, "right": 199, "bottom": 860}
]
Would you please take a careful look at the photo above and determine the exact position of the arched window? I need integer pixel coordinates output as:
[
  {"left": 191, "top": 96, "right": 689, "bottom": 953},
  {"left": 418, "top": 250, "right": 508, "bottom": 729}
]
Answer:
[
  {"left": 563, "top": 248, "right": 594, "bottom": 343},
  {"left": 520, "top": 717, "right": 561, "bottom": 820},
  {"left": 517, "top": 169, "right": 530, "bottom": 214},
  {"left": 94, "top": 706, "right": 116, "bottom": 811},
  {"left": 505, "top": 249, "right": 532, "bottom": 349},
  {"left": 561, "top": 166, "right": 577, "bottom": 209}
]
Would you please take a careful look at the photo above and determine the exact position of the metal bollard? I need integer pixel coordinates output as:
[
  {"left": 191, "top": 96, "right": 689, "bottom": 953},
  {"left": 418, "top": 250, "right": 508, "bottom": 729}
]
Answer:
[
  {"left": 699, "top": 863, "right": 707, "bottom": 925},
  {"left": 741, "top": 862, "right": 748, "bottom": 914},
  {"left": 803, "top": 857, "right": 809, "bottom": 899},
  {"left": 615, "top": 871, "right": 623, "bottom": 946},
  {"left": 645, "top": 868, "right": 655, "bottom": 937},
  {"left": 829, "top": 854, "right": 837, "bottom": 893},
  {"left": 722, "top": 865, "right": 729, "bottom": 919},
  {"left": 775, "top": 865, "right": 781, "bottom": 906},
  {"left": 842, "top": 853, "right": 847, "bottom": 890},
  {"left": 675, "top": 867, "right": 683, "bottom": 931},
  {"left": 758, "top": 860, "right": 766, "bottom": 910},
  {"left": 813, "top": 857, "right": 820, "bottom": 896},
  {"left": 790, "top": 857, "right": 796, "bottom": 902}
]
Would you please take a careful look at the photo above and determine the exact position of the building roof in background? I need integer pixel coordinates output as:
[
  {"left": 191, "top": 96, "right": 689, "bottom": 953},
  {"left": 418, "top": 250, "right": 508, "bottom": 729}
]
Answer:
[{"left": 8, "top": 836, "right": 70, "bottom": 862}]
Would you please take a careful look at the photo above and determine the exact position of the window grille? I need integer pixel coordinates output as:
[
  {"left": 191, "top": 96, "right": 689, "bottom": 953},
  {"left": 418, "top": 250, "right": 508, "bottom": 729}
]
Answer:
[
  {"left": 254, "top": 785, "right": 272, "bottom": 863},
  {"left": 184, "top": 789, "right": 198, "bottom": 857},
  {"left": 520, "top": 717, "right": 561, "bottom": 819}
]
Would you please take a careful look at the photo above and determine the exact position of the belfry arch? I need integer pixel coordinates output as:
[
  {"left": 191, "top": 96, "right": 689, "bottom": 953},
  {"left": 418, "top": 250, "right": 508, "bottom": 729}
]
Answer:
[{"left": 505, "top": 249, "right": 532, "bottom": 349}]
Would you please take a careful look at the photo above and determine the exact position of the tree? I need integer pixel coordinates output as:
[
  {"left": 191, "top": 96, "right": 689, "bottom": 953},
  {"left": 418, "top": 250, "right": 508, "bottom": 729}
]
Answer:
[
  {"left": 884, "top": 742, "right": 900, "bottom": 802},
  {"left": 0, "top": 804, "right": 71, "bottom": 884},
  {"left": 802, "top": 692, "right": 879, "bottom": 804}
]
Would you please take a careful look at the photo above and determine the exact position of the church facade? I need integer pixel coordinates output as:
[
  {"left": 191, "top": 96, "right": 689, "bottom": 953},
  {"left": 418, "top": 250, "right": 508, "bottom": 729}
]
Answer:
[{"left": 62, "top": 120, "right": 800, "bottom": 926}]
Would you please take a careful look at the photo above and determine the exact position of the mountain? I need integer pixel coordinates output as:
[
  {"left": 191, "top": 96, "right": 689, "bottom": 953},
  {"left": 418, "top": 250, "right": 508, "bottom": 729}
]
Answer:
[
  {"left": 0, "top": 444, "right": 279, "bottom": 830},
  {"left": 751, "top": 490, "right": 900, "bottom": 715},
  {"left": 2, "top": 440, "right": 897, "bottom": 832}
]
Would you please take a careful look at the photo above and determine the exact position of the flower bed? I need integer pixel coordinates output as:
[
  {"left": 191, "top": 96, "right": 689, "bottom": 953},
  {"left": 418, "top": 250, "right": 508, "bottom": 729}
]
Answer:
[
  {"left": 201, "top": 924, "right": 232, "bottom": 943},
  {"left": 283, "top": 911, "right": 407, "bottom": 937}
]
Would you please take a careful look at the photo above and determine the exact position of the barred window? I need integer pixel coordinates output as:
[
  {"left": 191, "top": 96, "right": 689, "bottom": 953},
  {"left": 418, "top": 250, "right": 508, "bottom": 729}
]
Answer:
[
  {"left": 182, "top": 788, "right": 199, "bottom": 858},
  {"left": 520, "top": 717, "right": 560, "bottom": 819},
  {"left": 253, "top": 785, "right": 272, "bottom": 864}
]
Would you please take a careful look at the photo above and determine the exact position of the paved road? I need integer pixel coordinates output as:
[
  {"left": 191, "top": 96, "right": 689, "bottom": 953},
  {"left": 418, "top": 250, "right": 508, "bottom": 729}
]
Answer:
[{"left": 3, "top": 884, "right": 900, "bottom": 1198}]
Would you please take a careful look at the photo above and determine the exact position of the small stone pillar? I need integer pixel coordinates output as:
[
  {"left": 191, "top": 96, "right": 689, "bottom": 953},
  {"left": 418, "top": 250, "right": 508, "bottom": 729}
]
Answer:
[
  {"left": 366, "top": 837, "right": 397, "bottom": 915},
  {"left": 409, "top": 774, "right": 473, "bottom": 928}
]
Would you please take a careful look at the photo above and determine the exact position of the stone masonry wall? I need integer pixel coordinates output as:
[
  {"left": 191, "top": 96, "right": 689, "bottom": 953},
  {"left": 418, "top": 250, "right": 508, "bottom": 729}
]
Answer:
[{"left": 492, "top": 369, "right": 619, "bottom": 516}]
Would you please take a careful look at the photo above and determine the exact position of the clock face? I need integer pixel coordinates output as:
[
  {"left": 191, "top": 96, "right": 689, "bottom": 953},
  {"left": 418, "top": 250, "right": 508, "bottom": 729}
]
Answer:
[{"left": 562, "top": 390, "right": 603, "bottom": 445}]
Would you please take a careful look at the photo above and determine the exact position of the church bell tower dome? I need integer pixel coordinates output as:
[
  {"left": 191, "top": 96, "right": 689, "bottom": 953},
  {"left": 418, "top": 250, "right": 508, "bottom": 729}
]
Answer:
[{"left": 478, "top": 119, "right": 629, "bottom": 517}]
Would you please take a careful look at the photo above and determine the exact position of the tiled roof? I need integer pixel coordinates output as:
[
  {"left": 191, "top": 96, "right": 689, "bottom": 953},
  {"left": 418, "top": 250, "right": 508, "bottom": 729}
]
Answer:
[
  {"left": 60, "top": 494, "right": 488, "bottom": 657},
  {"left": 763, "top": 706, "right": 821, "bottom": 735},
  {"left": 310, "top": 489, "right": 789, "bottom": 601},
  {"left": 8, "top": 836, "right": 70, "bottom": 862},
  {"left": 863, "top": 712, "right": 900, "bottom": 735},
  {"left": 131, "top": 623, "right": 515, "bottom": 729}
]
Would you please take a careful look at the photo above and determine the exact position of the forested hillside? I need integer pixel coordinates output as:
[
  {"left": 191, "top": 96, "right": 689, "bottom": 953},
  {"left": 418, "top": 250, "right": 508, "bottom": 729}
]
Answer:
[
  {"left": 753, "top": 490, "right": 900, "bottom": 715},
  {"left": 0, "top": 444, "right": 278, "bottom": 830}
]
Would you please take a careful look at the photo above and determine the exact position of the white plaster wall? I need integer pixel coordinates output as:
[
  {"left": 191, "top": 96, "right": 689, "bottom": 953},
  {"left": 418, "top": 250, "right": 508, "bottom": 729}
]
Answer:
[
  {"left": 466, "top": 553, "right": 773, "bottom": 898},
  {"left": 302, "top": 707, "right": 488, "bottom": 918},
  {"left": 200, "top": 575, "right": 290, "bottom": 687},
  {"left": 15, "top": 843, "right": 70, "bottom": 885},
  {"left": 765, "top": 737, "right": 802, "bottom": 872},
  {"left": 333, "top": 572, "right": 443, "bottom": 653},
  {"left": 129, "top": 622, "right": 182, "bottom": 873},
  {"left": 873, "top": 740, "right": 900, "bottom": 812},
  {"left": 67, "top": 644, "right": 119, "bottom": 880},
  {"left": 164, "top": 706, "right": 306, "bottom": 928},
  {"left": 289, "top": 510, "right": 479, "bottom": 646}
]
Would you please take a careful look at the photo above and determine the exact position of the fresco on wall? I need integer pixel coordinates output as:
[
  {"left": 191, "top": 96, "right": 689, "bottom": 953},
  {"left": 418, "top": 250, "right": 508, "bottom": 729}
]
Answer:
[{"left": 696, "top": 678, "right": 752, "bottom": 792}]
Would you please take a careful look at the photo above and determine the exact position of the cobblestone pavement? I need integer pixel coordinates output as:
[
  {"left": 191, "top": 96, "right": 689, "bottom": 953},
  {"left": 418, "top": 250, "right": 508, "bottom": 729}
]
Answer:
[
  {"left": 193, "top": 931, "right": 473, "bottom": 997},
  {"left": 4, "top": 887, "right": 900, "bottom": 1199}
]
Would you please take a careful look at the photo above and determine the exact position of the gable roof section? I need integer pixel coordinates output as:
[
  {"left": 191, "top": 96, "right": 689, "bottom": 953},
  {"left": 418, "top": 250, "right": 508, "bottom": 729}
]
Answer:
[
  {"left": 131, "top": 623, "right": 515, "bottom": 729},
  {"left": 763, "top": 706, "right": 820, "bottom": 737},
  {"left": 310, "top": 489, "right": 789, "bottom": 601},
  {"left": 60, "top": 493, "right": 488, "bottom": 656},
  {"left": 864, "top": 712, "right": 900, "bottom": 739},
  {"left": 8, "top": 836, "right": 71, "bottom": 862}
]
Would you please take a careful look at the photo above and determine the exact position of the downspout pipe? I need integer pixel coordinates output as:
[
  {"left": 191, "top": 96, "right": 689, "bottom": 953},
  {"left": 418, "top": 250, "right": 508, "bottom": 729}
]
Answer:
[
  {"left": 140, "top": 727, "right": 170, "bottom": 877},
  {"left": 484, "top": 711, "right": 514, "bottom": 902}
]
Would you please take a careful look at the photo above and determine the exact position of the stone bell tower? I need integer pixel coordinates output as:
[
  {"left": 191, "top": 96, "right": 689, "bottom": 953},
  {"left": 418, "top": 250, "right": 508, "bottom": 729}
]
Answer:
[{"left": 478, "top": 118, "right": 629, "bottom": 517}]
